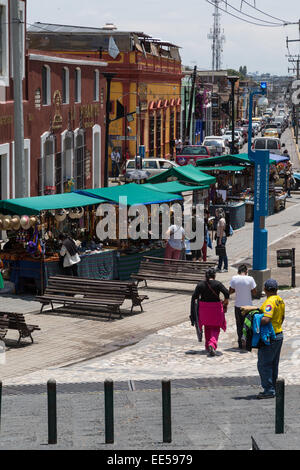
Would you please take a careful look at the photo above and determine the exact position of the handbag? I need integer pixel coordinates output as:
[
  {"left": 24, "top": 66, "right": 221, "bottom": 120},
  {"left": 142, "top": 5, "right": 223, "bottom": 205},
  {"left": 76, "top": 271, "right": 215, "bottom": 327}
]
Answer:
[{"left": 216, "top": 245, "right": 227, "bottom": 257}]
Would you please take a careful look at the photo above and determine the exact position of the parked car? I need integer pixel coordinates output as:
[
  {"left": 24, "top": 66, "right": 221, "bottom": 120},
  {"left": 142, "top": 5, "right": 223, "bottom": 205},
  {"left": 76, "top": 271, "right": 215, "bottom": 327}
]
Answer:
[
  {"left": 122, "top": 158, "right": 178, "bottom": 179},
  {"left": 263, "top": 128, "right": 279, "bottom": 139},
  {"left": 175, "top": 145, "right": 210, "bottom": 166},
  {"left": 261, "top": 124, "right": 282, "bottom": 138},
  {"left": 202, "top": 136, "right": 226, "bottom": 156},
  {"left": 222, "top": 130, "right": 244, "bottom": 149},
  {"left": 252, "top": 137, "right": 281, "bottom": 155}
]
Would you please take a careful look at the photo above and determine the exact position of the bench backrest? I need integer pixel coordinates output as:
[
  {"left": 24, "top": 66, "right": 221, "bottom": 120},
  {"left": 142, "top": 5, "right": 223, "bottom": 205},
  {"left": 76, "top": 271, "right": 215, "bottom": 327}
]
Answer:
[{"left": 47, "top": 276, "right": 133, "bottom": 297}]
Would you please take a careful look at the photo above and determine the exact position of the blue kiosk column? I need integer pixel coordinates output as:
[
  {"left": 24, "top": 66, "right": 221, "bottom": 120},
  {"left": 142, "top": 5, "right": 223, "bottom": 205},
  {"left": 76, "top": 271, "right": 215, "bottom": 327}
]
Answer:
[{"left": 248, "top": 83, "right": 271, "bottom": 296}]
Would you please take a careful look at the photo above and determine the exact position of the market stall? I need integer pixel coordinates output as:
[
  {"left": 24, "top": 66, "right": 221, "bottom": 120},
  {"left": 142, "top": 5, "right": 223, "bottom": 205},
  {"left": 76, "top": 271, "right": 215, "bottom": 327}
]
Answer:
[{"left": 0, "top": 184, "right": 186, "bottom": 291}]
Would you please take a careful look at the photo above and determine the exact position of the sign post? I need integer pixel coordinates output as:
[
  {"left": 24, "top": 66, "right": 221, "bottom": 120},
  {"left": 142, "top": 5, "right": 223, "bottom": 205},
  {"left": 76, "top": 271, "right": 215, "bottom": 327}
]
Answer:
[{"left": 248, "top": 82, "right": 271, "bottom": 296}]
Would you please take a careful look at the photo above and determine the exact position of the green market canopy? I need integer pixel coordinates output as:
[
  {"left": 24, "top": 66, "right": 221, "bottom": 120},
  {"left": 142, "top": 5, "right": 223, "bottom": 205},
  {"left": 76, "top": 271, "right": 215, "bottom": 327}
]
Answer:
[
  {"left": 196, "top": 153, "right": 276, "bottom": 167},
  {"left": 143, "top": 181, "right": 210, "bottom": 194},
  {"left": 78, "top": 183, "right": 183, "bottom": 206},
  {"left": 146, "top": 164, "right": 216, "bottom": 185},
  {"left": 0, "top": 192, "right": 105, "bottom": 216},
  {"left": 198, "top": 165, "right": 247, "bottom": 173}
]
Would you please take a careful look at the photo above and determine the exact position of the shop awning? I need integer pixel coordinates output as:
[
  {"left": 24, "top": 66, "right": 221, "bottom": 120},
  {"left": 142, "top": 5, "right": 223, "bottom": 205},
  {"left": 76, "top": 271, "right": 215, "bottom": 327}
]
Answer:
[
  {"left": 143, "top": 182, "right": 210, "bottom": 194},
  {"left": 199, "top": 165, "right": 246, "bottom": 172},
  {"left": 147, "top": 164, "right": 216, "bottom": 185},
  {"left": 78, "top": 183, "right": 183, "bottom": 206},
  {"left": 196, "top": 153, "right": 277, "bottom": 167},
  {"left": 0, "top": 192, "right": 105, "bottom": 216}
]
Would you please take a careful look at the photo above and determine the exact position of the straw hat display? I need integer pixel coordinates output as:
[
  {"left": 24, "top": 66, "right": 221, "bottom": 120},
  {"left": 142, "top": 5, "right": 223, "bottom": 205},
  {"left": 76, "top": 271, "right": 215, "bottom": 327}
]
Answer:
[
  {"left": 76, "top": 207, "right": 84, "bottom": 219},
  {"left": 2, "top": 215, "right": 12, "bottom": 230},
  {"left": 20, "top": 215, "right": 31, "bottom": 230},
  {"left": 55, "top": 209, "right": 67, "bottom": 222},
  {"left": 29, "top": 215, "right": 38, "bottom": 227},
  {"left": 11, "top": 215, "right": 21, "bottom": 231},
  {"left": 68, "top": 207, "right": 82, "bottom": 219}
]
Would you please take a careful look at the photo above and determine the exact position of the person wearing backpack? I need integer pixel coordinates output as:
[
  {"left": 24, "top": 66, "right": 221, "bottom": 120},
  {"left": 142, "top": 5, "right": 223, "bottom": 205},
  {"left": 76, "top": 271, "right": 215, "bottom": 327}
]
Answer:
[
  {"left": 256, "top": 279, "right": 285, "bottom": 399},
  {"left": 229, "top": 264, "right": 257, "bottom": 349},
  {"left": 190, "top": 268, "right": 229, "bottom": 357}
]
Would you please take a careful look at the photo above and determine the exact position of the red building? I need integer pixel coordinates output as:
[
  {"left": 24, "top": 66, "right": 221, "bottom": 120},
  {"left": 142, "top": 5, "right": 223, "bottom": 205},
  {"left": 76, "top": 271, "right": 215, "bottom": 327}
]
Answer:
[{"left": 0, "top": 0, "right": 107, "bottom": 199}]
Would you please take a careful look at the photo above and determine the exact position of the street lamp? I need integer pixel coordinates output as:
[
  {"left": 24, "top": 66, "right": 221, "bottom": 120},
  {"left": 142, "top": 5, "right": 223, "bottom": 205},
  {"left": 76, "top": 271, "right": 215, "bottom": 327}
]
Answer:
[
  {"left": 227, "top": 76, "right": 239, "bottom": 154},
  {"left": 102, "top": 72, "right": 116, "bottom": 188}
]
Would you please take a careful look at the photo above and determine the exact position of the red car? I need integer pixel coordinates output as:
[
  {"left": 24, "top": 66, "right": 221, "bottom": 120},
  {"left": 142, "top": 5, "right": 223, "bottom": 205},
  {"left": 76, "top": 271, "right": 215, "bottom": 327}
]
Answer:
[{"left": 176, "top": 145, "right": 211, "bottom": 166}]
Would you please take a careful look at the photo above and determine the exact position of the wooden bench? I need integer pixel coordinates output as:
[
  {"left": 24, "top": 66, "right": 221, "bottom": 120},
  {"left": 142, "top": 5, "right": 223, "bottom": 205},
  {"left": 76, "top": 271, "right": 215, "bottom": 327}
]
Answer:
[
  {"left": 36, "top": 278, "right": 129, "bottom": 319},
  {"left": 0, "top": 312, "right": 40, "bottom": 344},
  {"left": 131, "top": 256, "right": 217, "bottom": 287},
  {"left": 0, "top": 316, "right": 9, "bottom": 341},
  {"left": 42, "top": 276, "right": 149, "bottom": 313}
]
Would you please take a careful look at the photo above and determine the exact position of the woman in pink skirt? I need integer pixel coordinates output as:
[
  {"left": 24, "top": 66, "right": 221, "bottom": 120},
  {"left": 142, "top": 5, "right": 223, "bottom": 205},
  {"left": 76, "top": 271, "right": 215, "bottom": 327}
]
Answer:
[{"left": 190, "top": 268, "right": 229, "bottom": 356}]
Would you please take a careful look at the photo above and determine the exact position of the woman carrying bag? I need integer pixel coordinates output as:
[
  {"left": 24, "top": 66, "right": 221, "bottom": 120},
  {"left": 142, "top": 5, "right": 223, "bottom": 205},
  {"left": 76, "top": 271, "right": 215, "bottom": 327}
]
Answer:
[{"left": 190, "top": 268, "right": 229, "bottom": 356}]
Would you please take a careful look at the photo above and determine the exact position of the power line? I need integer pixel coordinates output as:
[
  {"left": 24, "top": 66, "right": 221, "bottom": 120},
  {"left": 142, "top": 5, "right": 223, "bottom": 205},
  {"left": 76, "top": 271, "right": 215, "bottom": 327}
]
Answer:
[
  {"left": 205, "top": 0, "right": 285, "bottom": 27},
  {"left": 219, "top": 0, "right": 283, "bottom": 25},
  {"left": 239, "top": 0, "right": 291, "bottom": 25}
]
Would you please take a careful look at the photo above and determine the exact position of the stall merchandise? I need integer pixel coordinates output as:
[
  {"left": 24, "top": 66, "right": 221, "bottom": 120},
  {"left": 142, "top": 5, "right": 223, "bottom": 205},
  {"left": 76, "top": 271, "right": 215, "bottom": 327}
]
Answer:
[{"left": 0, "top": 185, "right": 185, "bottom": 293}]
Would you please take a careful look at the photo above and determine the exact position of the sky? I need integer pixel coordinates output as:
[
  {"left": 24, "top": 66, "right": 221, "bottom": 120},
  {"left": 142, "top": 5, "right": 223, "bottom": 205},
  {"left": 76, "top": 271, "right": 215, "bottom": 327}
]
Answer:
[{"left": 26, "top": 0, "right": 300, "bottom": 76}]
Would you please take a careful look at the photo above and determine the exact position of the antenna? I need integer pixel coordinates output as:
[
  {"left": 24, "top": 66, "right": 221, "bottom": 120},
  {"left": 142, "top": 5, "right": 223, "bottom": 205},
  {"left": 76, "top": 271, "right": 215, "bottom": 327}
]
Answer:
[{"left": 207, "top": 0, "right": 226, "bottom": 70}]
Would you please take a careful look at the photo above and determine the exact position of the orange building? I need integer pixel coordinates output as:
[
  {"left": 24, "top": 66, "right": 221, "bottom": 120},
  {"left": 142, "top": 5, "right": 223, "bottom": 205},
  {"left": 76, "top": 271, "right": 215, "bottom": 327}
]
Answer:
[{"left": 28, "top": 24, "right": 183, "bottom": 167}]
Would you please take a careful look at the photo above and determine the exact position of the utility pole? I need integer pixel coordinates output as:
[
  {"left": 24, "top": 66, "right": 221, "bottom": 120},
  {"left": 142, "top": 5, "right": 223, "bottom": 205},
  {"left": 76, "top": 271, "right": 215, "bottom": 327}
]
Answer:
[
  {"left": 11, "top": 0, "right": 25, "bottom": 198},
  {"left": 228, "top": 76, "right": 239, "bottom": 154},
  {"left": 184, "top": 66, "right": 197, "bottom": 144},
  {"left": 102, "top": 73, "right": 116, "bottom": 188},
  {"left": 286, "top": 27, "right": 300, "bottom": 144}
]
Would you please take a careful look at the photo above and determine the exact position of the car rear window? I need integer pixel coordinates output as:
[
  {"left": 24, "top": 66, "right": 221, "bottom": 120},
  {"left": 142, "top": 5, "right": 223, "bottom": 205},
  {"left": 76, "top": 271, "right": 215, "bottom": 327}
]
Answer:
[
  {"left": 254, "top": 139, "right": 266, "bottom": 149},
  {"left": 204, "top": 141, "right": 220, "bottom": 146},
  {"left": 181, "top": 146, "right": 208, "bottom": 156},
  {"left": 267, "top": 140, "right": 280, "bottom": 149},
  {"left": 127, "top": 161, "right": 135, "bottom": 169}
]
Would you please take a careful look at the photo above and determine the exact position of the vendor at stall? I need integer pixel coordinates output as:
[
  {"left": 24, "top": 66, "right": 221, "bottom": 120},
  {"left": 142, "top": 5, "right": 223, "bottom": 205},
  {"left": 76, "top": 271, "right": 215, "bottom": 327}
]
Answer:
[{"left": 59, "top": 234, "right": 81, "bottom": 277}]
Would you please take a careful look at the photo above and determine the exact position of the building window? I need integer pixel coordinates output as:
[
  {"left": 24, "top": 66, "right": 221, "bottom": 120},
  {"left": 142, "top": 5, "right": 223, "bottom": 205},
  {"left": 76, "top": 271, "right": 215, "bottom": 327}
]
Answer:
[
  {"left": 0, "top": 143, "right": 10, "bottom": 199},
  {"left": 39, "top": 133, "right": 55, "bottom": 195},
  {"left": 94, "top": 70, "right": 99, "bottom": 102},
  {"left": 75, "top": 68, "right": 81, "bottom": 103},
  {"left": 62, "top": 130, "right": 74, "bottom": 184},
  {"left": 0, "top": 1, "right": 8, "bottom": 86},
  {"left": 42, "top": 65, "right": 51, "bottom": 106},
  {"left": 62, "top": 67, "right": 69, "bottom": 104},
  {"left": 74, "top": 128, "right": 85, "bottom": 189},
  {"left": 92, "top": 125, "right": 101, "bottom": 188}
]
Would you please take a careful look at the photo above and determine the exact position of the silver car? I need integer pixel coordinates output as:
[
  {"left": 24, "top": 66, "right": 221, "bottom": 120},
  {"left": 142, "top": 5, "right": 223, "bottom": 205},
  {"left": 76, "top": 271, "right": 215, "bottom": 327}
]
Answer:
[{"left": 124, "top": 158, "right": 178, "bottom": 178}]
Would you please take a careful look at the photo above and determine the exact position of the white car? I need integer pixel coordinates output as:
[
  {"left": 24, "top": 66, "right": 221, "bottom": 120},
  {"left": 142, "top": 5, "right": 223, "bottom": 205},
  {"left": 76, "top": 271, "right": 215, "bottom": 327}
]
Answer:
[
  {"left": 222, "top": 130, "right": 244, "bottom": 148},
  {"left": 123, "top": 158, "right": 178, "bottom": 178},
  {"left": 202, "top": 136, "right": 227, "bottom": 155},
  {"left": 252, "top": 137, "right": 281, "bottom": 155}
]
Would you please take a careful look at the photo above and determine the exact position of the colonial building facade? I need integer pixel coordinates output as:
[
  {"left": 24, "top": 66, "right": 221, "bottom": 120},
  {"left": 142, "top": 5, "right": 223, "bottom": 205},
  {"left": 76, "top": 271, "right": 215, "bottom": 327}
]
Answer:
[
  {"left": 28, "top": 24, "right": 182, "bottom": 164},
  {"left": 0, "top": 1, "right": 107, "bottom": 199}
]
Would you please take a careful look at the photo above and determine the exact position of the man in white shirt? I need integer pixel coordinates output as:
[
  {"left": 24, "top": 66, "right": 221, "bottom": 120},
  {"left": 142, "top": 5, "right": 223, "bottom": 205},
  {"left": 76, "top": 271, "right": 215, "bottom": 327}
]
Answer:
[
  {"left": 229, "top": 264, "right": 257, "bottom": 349},
  {"left": 111, "top": 148, "right": 121, "bottom": 178}
]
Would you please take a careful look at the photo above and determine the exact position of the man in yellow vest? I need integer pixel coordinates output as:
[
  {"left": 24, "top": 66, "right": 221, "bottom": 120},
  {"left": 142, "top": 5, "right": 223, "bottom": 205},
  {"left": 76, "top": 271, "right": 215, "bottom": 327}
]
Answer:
[{"left": 257, "top": 279, "right": 285, "bottom": 399}]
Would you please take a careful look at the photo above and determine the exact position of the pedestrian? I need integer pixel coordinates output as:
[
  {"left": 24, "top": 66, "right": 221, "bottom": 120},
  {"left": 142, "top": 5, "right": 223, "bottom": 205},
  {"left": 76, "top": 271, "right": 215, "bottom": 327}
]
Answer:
[
  {"left": 190, "top": 268, "right": 229, "bottom": 357},
  {"left": 164, "top": 212, "right": 185, "bottom": 262},
  {"left": 111, "top": 148, "right": 121, "bottom": 178},
  {"left": 229, "top": 264, "right": 257, "bottom": 349},
  {"left": 175, "top": 139, "right": 182, "bottom": 155},
  {"left": 59, "top": 234, "right": 81, "bottom": 276},
  {"left": 256, "top": 279, "right": 285, "bottom": 399},
  {"left": 285, "top": 161, "right": 293, "bottom": 198},
  {"left": 201, "top": 209, "right": 210, "bottom": 262},
  {"left": 215, "top": 208, "right": 228, "bottom": 273},
  {"left": 170, "top": 138, "right": 175, "bottom": 160}
]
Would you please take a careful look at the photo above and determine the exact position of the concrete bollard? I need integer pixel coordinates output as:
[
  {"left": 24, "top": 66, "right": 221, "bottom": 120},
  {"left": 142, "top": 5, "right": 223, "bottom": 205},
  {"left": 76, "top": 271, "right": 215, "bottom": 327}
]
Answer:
[
  {"left": 104, "top": 379, "right": 114, "bottom": 444},
  {"left": 275, "top": 378, "right": 285, "bottom": 434},
  {"left": 162, "top": 379, "right": 172, "bottom": 443},
  {"left": 47, "top": 379, "right": 57, "bottom": 445},
  {"left": 0, "top": 381, "right": 2, "bottom": 431}
]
